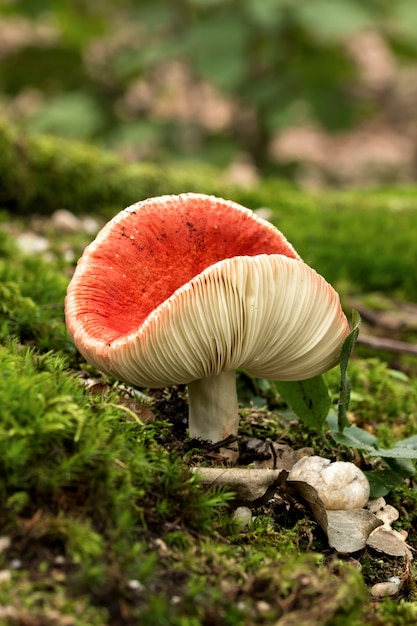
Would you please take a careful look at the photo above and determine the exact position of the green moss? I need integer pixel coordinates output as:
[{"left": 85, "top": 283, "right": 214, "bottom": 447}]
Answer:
[
  {"left": 0, "top": 116, "right": 223, "bottom": 216},
  {"left": 0, "top": 570, "right": 108, "bottom": 626},
  {"left": 0, "top": 342, "right": 374, "bottom": 625},
  {"left": 0, "top": 342, "right": 230, "bottom": 527},
  {"left": 0, "top": 232, "right": 72, "bottom": 353},
  {"left": 123, "top": 546, "right": 367, "bottom": 625},
  {"left": 372, "top": 600, "right": 417, "bottom": 626}
]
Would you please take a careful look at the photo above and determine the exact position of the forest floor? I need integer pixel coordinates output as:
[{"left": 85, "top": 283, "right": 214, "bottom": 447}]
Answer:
[{"left": 1, "top": 202, "right": 417, "bottom": 625}]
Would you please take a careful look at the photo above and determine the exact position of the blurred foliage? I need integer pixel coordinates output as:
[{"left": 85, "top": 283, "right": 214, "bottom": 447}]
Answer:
[
  {"left": 2, "top": 118, "right": 417, "bottom": 300},
  {"left": 1, "top": 0, "right": 417, "bottom": 174}
]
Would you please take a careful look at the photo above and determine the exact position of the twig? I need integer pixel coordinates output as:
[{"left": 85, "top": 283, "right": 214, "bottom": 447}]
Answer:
[{"left": 358, "top": 334, "right": 417, "bottom": 356}]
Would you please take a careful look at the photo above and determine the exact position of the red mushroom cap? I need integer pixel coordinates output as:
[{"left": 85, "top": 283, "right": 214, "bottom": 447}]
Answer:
[
  {"left": 66, "top": 193, "right": 299, "bottom": 354},
  {"left": 65, "top": 193, "right": 348, "bottom": 389}
]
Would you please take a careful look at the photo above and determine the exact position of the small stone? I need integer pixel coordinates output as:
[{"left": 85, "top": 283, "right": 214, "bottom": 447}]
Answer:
[
  {"left": 371, "top": 581, "right": 400, "bottom": 597},
  {"left": 51, "top": 209, "right": 81, "bottom": 233},
  {"left": 232, "top": 506, "right": 252, "bottom": 530},
  {"left": 153, "top": 538, "right": 169, "bottom": 554},
  {"left": 256, "top": 601, "right": 272, "bottom": 613},
  {"left": 80, "top": 216, "right": 101, "bottom": 234},
  {"left": 10, "top": 559, "right": 22, "bottom": 570},
  {"left": 16, "top": 232, "right": 49, "bottom": 254},
  {"left": 0, "top": 537, "right": 11, "bottom": 554},
  {"left": 0, "top": 570, "right": 11, "bottom": 584},
  {"left": 53, "top": 555, "right": 66, "bottom": 565},
  {"left": 51, "top": 568, "right": 66, "bottom": 582},
  {"left": 63, "top": 249, "right": 76, "bottom": 263},
  {"left": 127, "top": 579, "right": 145, "bottom": 591}
]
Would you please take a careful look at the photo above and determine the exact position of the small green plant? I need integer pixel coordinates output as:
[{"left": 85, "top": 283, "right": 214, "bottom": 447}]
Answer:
[{"left": 276, "top": 311, "right": 417, "bottom": 497}]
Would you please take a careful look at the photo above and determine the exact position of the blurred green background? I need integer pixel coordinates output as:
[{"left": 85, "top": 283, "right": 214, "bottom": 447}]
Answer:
[{"left": 1, "top": 0, "right": 417, "bottom": 186}]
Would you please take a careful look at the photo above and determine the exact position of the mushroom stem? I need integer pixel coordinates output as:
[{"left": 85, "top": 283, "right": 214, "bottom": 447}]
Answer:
[{"left": 187, "top": 370, "right": 239, "bottom": 444}]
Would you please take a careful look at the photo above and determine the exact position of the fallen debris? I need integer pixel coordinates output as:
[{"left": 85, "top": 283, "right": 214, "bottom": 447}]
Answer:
[
  {"left": 366, "top": 498, "right": 413, "bottom": 559},
  {"left": 192, "top": 467, "right": 287, "bottom": 502}
]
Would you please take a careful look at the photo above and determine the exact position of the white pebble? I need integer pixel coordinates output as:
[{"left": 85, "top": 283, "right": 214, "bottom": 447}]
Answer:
[
  {"left": 0, "top": 537, "right": 11, "bottom": 554},
  {"left": 51, "top": 209, "right": 81, "bottom": 233},
  {"left": 371, "top": 581, "right": 400, "bottom": 597},
  {"left": 127, "top": 579, "right": 144, "bottom": 591},
  {"left": 53, "top": 555, "right": 66, "bottom": 565},
  {"left": 0, "top": 570, "right": 11, "bottom": 584},
  {"left": 256, "top": 600, "right": 272, "bottom": 613},
  {"left": 16, "top": 232, "right": 49, "bottom": 254},
  {"left": 80, "top": 216, "right": 101, "bottom": 234},
  {"left": 288, "top": 455, "right": 370, "bottom": 510},
  {"left": 232, "top": 506, "right": 252, "bottom": 530}
]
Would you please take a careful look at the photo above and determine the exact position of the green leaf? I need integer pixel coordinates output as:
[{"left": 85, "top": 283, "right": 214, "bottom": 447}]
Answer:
[
  {"left": 297, "top": 0, "right": 373, "bottom": 42},
  {"left": 368, "top": 434, "right": 417, "bottom": 460},
  {"left": 327, "top": 415, "right": 378, "bottom": 450},
  {"left": 179, "top": 13, "right": 247, "bottom": 91},
  {"left": 328, "top": 414, "right": 417, "bottom": 462},
  {"left": 392, "top": 0, "right": 417, "bottom": 44},
  {"left": 365, "top": 469, "right": 406, "bottom": 499},
  {"left": 367, "top": 447, "right": 417, "bottom": 459},
  {"left": 384, "top": 456, "right": 416, "bottom": 478},
  {"left": 337, "top": 310, "right": 361, "bottom": 431},
  {"left": 27, "top": 92, "right": 105, "bottom": 140},
  {"left": 275, "top": 374, "right": 331, "bottom": 432},
  {"left": 393, "top": 434, "right": 417, "bottom": 449}
]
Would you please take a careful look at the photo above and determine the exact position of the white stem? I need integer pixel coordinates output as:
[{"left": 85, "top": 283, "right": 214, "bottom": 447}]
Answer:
[{"left": 187, "top": 370, "right": 240, "bottom": 443}]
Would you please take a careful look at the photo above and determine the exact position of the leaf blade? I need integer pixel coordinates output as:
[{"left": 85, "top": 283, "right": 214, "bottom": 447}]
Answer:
[
  {"left": 337, "top": 310, "right": 361, "bottom": 431},
  {"left": 276, "top": 375, "right": 331, "bottom": 432}
]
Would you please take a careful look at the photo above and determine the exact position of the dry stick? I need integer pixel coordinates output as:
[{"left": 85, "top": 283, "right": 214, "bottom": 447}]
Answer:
[{"left": 358, "top": 334, "right": 417, "bottom": 356}]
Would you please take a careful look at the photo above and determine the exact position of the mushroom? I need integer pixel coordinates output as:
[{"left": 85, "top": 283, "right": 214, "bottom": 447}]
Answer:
[{"left": 65, "top": 193, "right": 350, "bottom": 455}]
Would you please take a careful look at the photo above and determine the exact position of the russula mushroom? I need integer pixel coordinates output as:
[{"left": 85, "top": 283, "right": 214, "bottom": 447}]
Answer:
[{"left": 65, "top": 193, "right": 350, "bottom": 453}]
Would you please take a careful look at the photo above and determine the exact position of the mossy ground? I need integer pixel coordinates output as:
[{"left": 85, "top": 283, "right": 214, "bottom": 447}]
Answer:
[{"left": 1, "top": 123, "right": 417, "bottom": 625}]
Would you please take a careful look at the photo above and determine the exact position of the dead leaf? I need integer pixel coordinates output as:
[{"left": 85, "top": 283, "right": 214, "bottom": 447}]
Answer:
[
  {"left": 326, "top": 509, "right": 383, "bottom": 553},
  {"left": 374, "top": 503, "right": 399, "bottom": 525},
  {"left": 195, "top": 469, "right": 385, "bottom": 554},
  {"left": 116, "top": 397, "right": 155, "bottom": 423},
  {"left": 288, "top": 480, "right": 382, "bottom": 553},
  {"left": 86, "top": 381, "right": 111, "bottom": 394},
  {"left": 192, "top": 467, "right": 287, "bottom": 502},
  {"left": 366, "top": 526, "right": 413, "bottom": 558},
  {"left": 286, "top": 480, "right": 328, "bottom": 533},
  {"left": 365, "top": 498, "right": 413, "bottom": 558}
]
